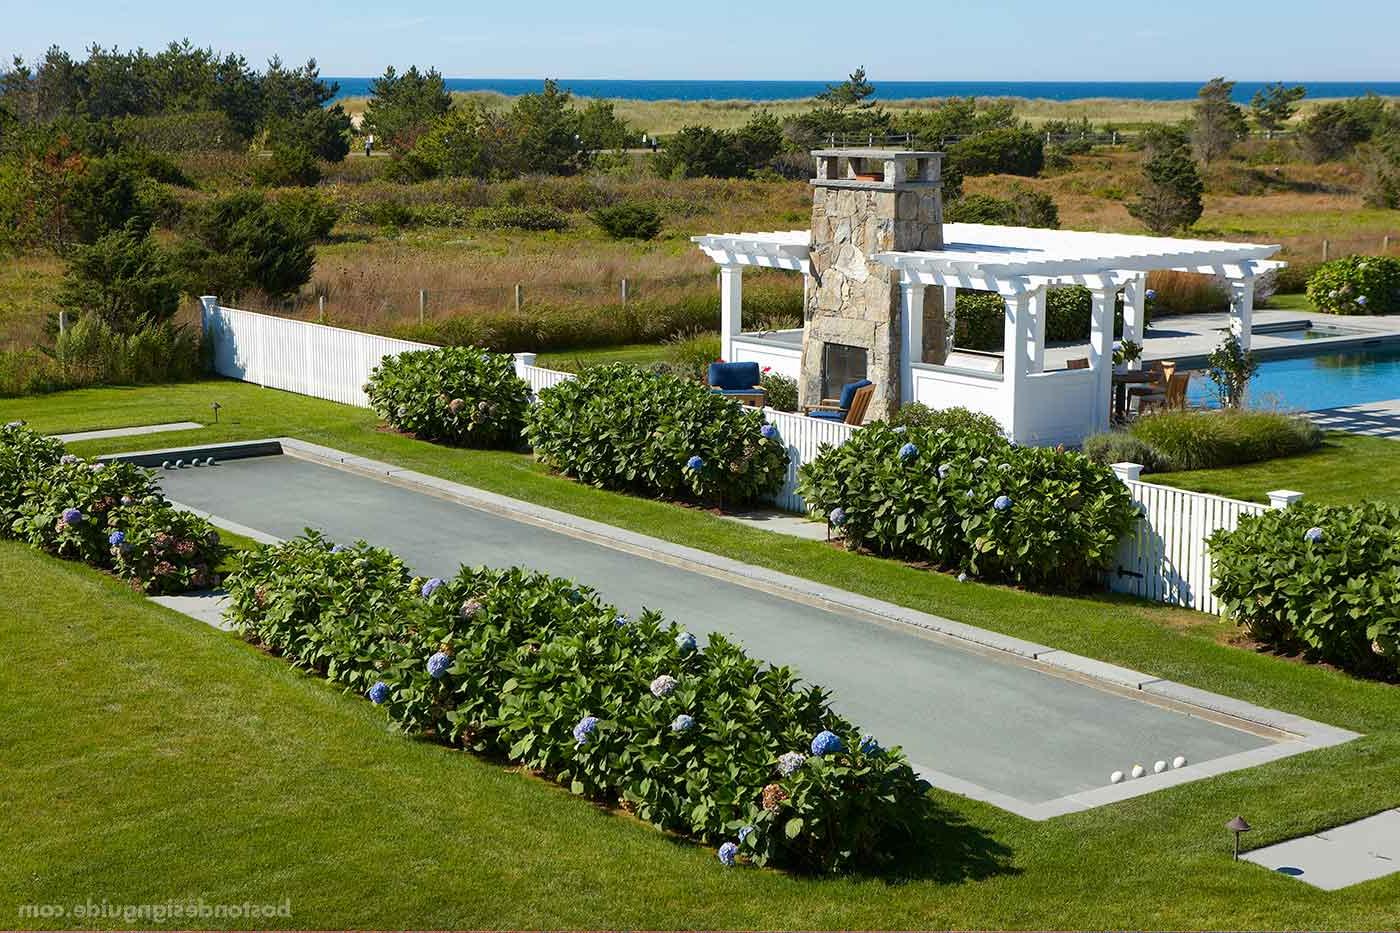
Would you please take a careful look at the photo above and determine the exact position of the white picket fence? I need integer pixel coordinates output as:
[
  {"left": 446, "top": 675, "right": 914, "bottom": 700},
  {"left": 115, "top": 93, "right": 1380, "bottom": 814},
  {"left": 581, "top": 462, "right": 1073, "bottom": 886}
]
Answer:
[
  {"left": 199, "top": 302, "right": 1279, "bottom": 614},
  {"left": 1110, "top": 480, "right": 1270, "bottom": 614}
]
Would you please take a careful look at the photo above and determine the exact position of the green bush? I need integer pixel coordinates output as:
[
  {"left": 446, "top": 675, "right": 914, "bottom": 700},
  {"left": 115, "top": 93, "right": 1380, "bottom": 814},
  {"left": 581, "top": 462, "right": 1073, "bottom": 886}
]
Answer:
[
  {"left": 476, "top": 204, "right": 569, "bottom": 232},
  {"left": 944, "top": 185, "right": 1059, "bottom": 228},
  {"left": 1128, "top": 409, "right": 1322, "bottom": 471},
  {"left": 110, "top": 110, "right": 245, "bottom": 152},
  {"left": 1305, "top": 255, "right": 1400, "bottom": 315},
  {"left": 663, "top": 328, "right": 720, "bottom": 381},
  {"left": 225, "top": 532, "right": 934, "bottom": 873},
  {"left": 268, "top": 190, "right": 340, "bottom": 242},
  {"left": 946, "top": 128, "right": 1044, "bottom": 177},
  {"left": 57, "top": 228, "right": 183, "bottom": 331},
  {"left": 1081, "top": 431, "right": 1169, "bottom": 474},
  {"left": 953, "top": 287, "right": 1121, "bottom": 350},
  {"left": 797, "top": 421, "right": 1137, "bottom": 590},
  {"left": 251, "top": 144, "right": 321, "bottom": 187},
  {"left": 0, "top": 427, "right": 226, "bottom": 594},
  {"left": 364, "top": 347, "right": 531, "bottom": 448},
  {"left": 760, "top": 371, "right": 798, "bottom": 412},
  {"left": 1209, "top": 502, "right": 1400, "bottom": 676},
  {"left": 886, "top": 404, "right": 1005, "bottom": 438},
  {"left": 526, "top": 364, "right": 787, "bottom": 505},
  {"left": 181, "top": 191, "right": 316, "bottom": 299},
  {"left": 0, "top": 318, "right": 201, "bottom": 396},
  {"left": 590, "top": 202, "right": 663, "bottom": 240}
]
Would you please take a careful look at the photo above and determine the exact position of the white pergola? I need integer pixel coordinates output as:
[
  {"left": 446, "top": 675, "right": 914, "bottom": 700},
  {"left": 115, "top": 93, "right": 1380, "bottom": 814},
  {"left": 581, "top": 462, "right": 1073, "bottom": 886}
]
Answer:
[{"left": 694, "top": 223, "right": 1284, "bottom": 446}]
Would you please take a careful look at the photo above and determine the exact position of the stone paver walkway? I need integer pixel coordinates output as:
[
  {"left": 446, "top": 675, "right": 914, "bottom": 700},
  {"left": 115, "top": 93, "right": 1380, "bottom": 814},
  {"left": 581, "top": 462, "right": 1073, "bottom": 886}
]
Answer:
[
  {"left": 1308, "top": 399, "right": 1400, "bottom": 439},
  {"left": 55, "top": 421, "right": 202, "bottom": 443},
  {"left": 1243, "top": 808, "right": 1400, "bottom": 890}
]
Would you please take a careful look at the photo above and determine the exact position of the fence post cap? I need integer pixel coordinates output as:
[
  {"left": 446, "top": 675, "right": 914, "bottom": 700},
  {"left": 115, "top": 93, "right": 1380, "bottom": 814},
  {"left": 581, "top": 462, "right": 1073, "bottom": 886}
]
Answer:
[
  {"left": 199, "top": 295, "right": 219, "bottom": 309},
  {"left": 515, "top": 352, "right": 538, "bottom": 366},
  {"left": 1266, "top": 489, "right": 1304, "bottom": 509},
  {"left": 1110, "top": 462, "right": 1144, "bottom": 483}
]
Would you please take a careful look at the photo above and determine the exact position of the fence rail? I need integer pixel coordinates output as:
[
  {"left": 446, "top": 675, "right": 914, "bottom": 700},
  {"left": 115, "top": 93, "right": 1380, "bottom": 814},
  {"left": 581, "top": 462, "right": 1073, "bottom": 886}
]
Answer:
[
  {"left": 201, "top": 303, "right": 1274, "bottom": 615},
  {"left": 1110, "top": 479, "right": 1268, "bottom": 614}
]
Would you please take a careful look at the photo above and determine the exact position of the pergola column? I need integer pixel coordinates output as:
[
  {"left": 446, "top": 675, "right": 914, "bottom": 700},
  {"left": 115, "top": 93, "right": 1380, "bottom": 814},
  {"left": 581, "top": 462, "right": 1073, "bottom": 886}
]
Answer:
[
  {"left": 718, "top": 264, "right": 742, "bottom": 362},
  {"left": 942, "top": 285, "right": 958, "bottom": 358},
  {"left": 1026, "top": 285, "right": 1048, "bottom": 373},
  {"left": 898, "top": 278, "right": 926, "bottom": 404},
  {"left": 1120, "top": 275, "right": 1147, "bottom": 370},
  {"left": 1001, "top": 290, "right": 1031, "bottom": 440},
  {"left": 1229, "top": 276, "right": 1255, "bottom": 353},
  {"left": 1089, "top": 286, "right": 1116, "bottom": 430}
]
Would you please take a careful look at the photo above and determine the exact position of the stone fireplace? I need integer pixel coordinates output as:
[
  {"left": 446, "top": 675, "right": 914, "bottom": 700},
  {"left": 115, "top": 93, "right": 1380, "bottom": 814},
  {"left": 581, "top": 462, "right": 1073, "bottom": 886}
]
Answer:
[{"left": 798, "top": 148, "right": 944, "bottom": 419}]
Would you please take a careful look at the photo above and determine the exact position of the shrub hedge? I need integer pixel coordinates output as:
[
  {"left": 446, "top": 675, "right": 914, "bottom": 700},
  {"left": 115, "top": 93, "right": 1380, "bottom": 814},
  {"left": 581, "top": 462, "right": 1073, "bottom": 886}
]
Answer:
[
  {"left": 797, "top": 421, "right": 1137, "bottom": 590},
  {"left": 525, "top": 364, "right": 787, "bottom": 505},
  {"left": 364, "top": 347, "right": 530, "bottom": 448},
  {"left": 225, "top": 531, "right": 934, "bottom": 873},
  {"left": 1306, "top": 255, "right": 1400, "bottom": 315},
  {"left": 1123, "top": 409, "right": 1322, "bottom": 472},
  {"left": 886, "top": 404, "right": 1005, "bottom": 438},
  {"left": 1209, "top": 502, "right": 1399, "bottom": 677},
  {"left": 0, "top": 423, "right": 226, "bottom": 594},
  {"left": 953, "top": 287, "right": 1125, "bottom": 351}
]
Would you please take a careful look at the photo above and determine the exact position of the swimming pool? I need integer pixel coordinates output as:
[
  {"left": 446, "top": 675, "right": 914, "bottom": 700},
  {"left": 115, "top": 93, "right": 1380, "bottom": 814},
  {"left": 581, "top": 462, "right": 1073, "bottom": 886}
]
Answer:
[{"left": 1187, "top": 341, "right": 1400, "bottom": 411}]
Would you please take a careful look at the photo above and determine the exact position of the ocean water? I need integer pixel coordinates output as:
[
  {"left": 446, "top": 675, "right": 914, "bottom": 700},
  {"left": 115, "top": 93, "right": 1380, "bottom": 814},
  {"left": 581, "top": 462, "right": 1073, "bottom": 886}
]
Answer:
[{"left": 326, "top": 78, "right": 1400, "bottom": 103}]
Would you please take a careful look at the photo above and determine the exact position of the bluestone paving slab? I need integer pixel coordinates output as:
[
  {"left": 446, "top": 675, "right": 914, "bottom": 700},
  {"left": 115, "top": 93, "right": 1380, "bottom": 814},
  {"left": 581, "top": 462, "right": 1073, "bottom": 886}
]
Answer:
[
  {"left": 1243, "top": 808, "right": 1400, "bottom": 890},
  {"left": 54, "top": 421, "right": 203, "bottom": 443}
]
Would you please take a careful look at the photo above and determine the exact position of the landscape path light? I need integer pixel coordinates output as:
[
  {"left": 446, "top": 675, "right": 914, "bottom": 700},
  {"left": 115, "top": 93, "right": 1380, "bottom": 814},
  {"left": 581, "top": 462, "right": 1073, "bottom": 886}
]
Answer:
[{"left": 1227, "top": 815, "right": 1252, "bottom": 860}]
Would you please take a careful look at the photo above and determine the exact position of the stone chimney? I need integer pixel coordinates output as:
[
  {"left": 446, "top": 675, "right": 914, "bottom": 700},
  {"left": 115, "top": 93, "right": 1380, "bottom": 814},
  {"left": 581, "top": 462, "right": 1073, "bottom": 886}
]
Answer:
[{"left": 799, "top": 148, "right": 944, "bottom": 419}]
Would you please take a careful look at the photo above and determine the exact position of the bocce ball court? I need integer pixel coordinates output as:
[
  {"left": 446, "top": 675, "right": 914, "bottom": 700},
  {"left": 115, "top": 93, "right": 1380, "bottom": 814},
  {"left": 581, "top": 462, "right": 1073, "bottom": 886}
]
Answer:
[{"left": 141, "top": 440, "right": 1356, "bottom": 820}]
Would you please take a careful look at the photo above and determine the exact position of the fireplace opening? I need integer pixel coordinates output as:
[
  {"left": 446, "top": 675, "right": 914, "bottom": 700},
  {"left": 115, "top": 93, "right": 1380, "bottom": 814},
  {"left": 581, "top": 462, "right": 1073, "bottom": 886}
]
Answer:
[{"left": 822, "top": 343, "right": 868, "bottom": 399}]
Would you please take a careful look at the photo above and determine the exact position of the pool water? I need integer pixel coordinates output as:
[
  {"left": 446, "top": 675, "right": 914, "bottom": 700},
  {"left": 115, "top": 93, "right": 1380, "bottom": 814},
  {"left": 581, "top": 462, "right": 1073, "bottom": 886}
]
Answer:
[{"left": 1186, "top": 342, "right": 1400, "bottom": 411}]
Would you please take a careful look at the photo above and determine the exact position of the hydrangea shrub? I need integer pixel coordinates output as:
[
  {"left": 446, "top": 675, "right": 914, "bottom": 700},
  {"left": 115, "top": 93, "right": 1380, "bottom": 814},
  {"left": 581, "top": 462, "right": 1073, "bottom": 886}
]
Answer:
[
  {"left": 1305, "top": 255, "right": 1400, "bottom": 315},
  {"left": 0, "top": 425, "right": 225, "bottom": 594},
  {"left": 365, "top": 346, "right": 531, "bottom": 448},
  {"left": 1209, "top": 502, "right": 1400, "bottom": 676},
  {"left": 797, "top": 421, "right": 1138, "bottom": 590},
  {"left": 226, "top": 537, "right": 933, "bottom": 873},
  {"left": 525, "top": 363, "right": 787, "bottom": 505}
]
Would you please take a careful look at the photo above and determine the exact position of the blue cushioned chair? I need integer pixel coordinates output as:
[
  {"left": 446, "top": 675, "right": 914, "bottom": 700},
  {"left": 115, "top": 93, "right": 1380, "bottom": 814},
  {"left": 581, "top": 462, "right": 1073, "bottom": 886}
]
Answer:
[
  {"left": 706, "top": 361, "right": 766, "bottom": 406},
  {"left": 804, "top": 379, "right": 873, "bottom": 423}
]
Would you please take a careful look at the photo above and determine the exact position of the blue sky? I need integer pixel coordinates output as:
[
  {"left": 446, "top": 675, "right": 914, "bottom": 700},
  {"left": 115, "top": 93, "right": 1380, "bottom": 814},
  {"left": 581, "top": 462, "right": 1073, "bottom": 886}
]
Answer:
[{"left": 2, "top": 0, "right": 1396, "bottom": 80}]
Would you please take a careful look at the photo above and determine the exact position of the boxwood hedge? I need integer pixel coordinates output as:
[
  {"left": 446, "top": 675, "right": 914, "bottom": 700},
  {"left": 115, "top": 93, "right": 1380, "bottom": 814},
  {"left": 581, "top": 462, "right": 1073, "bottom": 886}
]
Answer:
[
  {"left": 525, "top": 363, "right": 787, "bottom": 505},
  {"left": 1209, "top": 502, "right": 1400, "bottom": 677},
  {"left": 226, "top": 531, "right": 935, "bottom": 873},
  {"left": 365, "top": 346, "right": 531, "bottom": 448},
  {"left": 0, "top": 423, "right": 226, "bottom": 594},
  {"left": 797, "top": 421, "right": 1138, "bottom": 591}
]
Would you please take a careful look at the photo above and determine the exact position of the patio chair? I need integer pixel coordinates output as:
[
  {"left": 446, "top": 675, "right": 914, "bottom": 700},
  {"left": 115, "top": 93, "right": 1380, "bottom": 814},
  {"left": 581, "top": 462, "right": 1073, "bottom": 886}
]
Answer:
[
  {"left": 1128, "top": 360, "right": 1177, "bottom": 415},
  {"left": 804, "top": 379, "right": 874, "bottom": 424},
  {"left": 705, "top": 361, "right": 766, "bottom": 406},
  {"left": 1139, "top": 372, "right": 1191, "bottom": 414}
]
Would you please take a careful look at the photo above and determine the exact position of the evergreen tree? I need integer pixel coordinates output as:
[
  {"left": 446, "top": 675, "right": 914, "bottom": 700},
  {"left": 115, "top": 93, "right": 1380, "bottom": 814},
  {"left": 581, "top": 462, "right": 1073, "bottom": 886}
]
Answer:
[
  {"left": 817, "top": 66, "right": 876, "bottom": 109},
  {"left": 1128, "top": 141, "right": 1204, "bottom": 233},
  {"left": 1191, "top": 77, "right": 1247, "bottom": 163},
  {"left": 361, "top": 66, "right": 451, "bottom": 149},
  {"left": 1250, "top": 83, "right": 1306, "bottom": 134}
]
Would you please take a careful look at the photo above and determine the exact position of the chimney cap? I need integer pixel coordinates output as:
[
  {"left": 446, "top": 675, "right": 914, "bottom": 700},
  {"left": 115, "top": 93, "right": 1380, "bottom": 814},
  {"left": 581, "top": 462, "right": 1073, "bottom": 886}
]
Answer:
[{"left": 811, "top": 147, "right": 943, "bottom": 159}]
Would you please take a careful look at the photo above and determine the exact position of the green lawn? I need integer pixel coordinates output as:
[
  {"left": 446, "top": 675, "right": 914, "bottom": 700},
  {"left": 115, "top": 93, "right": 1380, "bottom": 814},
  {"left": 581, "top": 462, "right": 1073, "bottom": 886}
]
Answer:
[
  {"left": 537, "top": 340, "right": 673, "bottom": 371},
  {"left": 1152, "top": 432, "right": 1400, "bottom": 506},
  {"left": 3, "top": 380, "right": 1400, "bottom": 929}
]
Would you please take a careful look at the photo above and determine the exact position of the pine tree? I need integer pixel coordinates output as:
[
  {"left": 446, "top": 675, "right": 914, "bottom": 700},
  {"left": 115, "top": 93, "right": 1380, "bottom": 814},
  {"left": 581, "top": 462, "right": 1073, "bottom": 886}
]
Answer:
[
  {"left": 1250, "top": 83, "right": 1307, "bottom": 134},
  {"left": 1191, "top": 77, "right": 1247, "bottom": 163},
  {"left": 1128, "top": 142, "right": 1204, "bottom": 234}
]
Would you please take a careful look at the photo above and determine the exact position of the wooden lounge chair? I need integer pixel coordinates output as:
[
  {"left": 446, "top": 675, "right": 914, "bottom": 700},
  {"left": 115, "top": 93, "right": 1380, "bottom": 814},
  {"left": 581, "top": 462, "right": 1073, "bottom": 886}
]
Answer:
[
  {"left": 1128, "top": 360, "right": 1176, "bottom": 414},
  {"left": 804, "top": 380, "right": 875, "bottom": 425},
  {"left": 1139, "top": 372, "right": 1191, "bottom": 413},
  {"left": 705, "top": 361, "right": 766, "bottom": 407}
]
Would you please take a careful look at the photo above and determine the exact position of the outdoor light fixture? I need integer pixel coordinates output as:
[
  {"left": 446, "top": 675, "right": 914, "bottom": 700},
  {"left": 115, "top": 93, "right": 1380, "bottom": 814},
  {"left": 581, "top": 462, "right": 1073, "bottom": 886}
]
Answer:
[
  {"left": 1227, "top": 815, "right": 1252, "bottom": 860},
  {"left": 212, "top": 401, "right": 222, "bottom": 424}
]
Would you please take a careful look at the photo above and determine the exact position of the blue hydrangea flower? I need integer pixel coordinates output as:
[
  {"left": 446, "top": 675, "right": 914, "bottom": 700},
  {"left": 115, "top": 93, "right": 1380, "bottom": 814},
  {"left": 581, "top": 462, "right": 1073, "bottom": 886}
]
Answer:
[
  {"left": 957, "top": 572, "right": 970, "bottom": 583},
  {"left": 650, "top": 674, "right": 678, "bottom": 697},
  {"left": 994, "top": 495, "right": 1013, "bottom": 511},
  {"left": 671, "top": 713, "right": 696, "bottom": 732},
  {"left": 1357, "top": 295, "right": 1369, "bottom": 307},
  {"left": 686, "top": 455, "right": 705, "bottom": 471},
  {"left": 612, "top": 612, "right": 629, "bottom": 628},
  {"left": 860, "top": 734, "right": 882, "bottom": 754},
  {"left": 891, "top": 425, "right": 907, "bottom": 434},
  {"left": 89, "top": 462, "right": 105, "bottom": 472},
  {"left": 1145, "top": 288, "right": 1157, "bottom": 300},
  {"left": 937, "top": 463, "right": 951, "bottom": 479},
  {"left": 676, "top": 631, "right": 697, "bottom": 654},
  {"left": 738, "top": 824, "right": 755, "bottom": 844},
  {"left": 573, "top": 715, "right": 599, "bottom": 746},
  {"left": 426, "top": 651, "right": 452, "bottom": 679},
  {"left": 61, "top": 507, "right": 83, "bottom": 525},
  {"left": 1304, "top": 526, "right": 1324, "bottom": 543},
  {"left": 460, "top": 599, "right": 483, "bottom": 619},
  {"left": 898, "top": 442, "right": 919, "bottom": 462},
  {"left": 108, "top": 531, "right": 125, "bottom": 547},
  {"left": 60, "top": 454, "right": 79, "bottom": 465},
  {"left": 828, "top": 507, "right": 847, "bottom": 526},
  {"left": 421, "top": 577, "right": 445, "bottom": 598},
  {"left": 810, "top": 730, "right": 845, "bottom": 756},
  {"left": 718, "top": 841, "right": 739, "bottom": 866},
  {"left": 760, "top": 423, "right": 779, "bottom": 440},
  {"left": 368, "top": 681, "right": 390, "bottom": 704},
  {"left": 777, "top": 751, "right": 806, "bottom": 776},
  {"left": 331, "top": 544, "right": 347, "bottom": 554}
]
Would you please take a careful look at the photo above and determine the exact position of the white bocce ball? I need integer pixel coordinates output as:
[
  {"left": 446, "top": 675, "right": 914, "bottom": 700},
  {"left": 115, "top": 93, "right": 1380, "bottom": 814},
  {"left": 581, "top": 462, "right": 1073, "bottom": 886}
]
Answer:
[
  {"left": 1130, "top": 763, "right": 1146, "bottom": 779},
  {"left": 1172, "top": 755, "right": 1187, "bottom": 769},
  {"left": 1110, "top": 770, "right": 1124, "bottom": 784},
  {"left": 1153, "top": 760, "right": 1167, "bottom": 774}
]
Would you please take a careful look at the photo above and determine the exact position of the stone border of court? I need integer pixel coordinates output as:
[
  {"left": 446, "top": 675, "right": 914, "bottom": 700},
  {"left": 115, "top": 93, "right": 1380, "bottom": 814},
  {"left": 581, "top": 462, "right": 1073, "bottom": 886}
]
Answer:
[{"left": 116, "top": 436, "right": 1361, "bottom": 820}]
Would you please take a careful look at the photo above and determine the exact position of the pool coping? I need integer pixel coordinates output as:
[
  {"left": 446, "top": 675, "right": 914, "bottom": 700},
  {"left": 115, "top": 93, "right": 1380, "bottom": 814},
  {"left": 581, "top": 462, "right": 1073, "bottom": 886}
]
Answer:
[{"left": 114, "top": 436, "right": 1362, "bottom": 821}]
